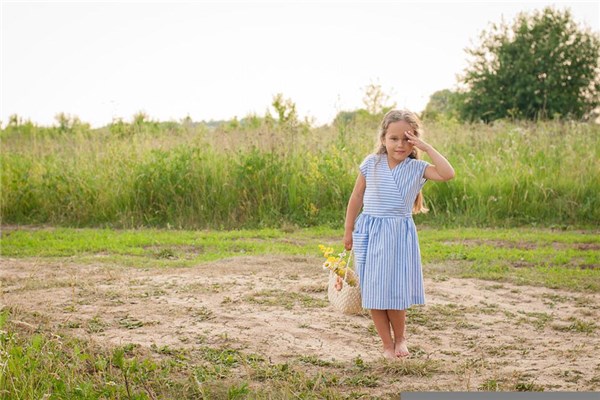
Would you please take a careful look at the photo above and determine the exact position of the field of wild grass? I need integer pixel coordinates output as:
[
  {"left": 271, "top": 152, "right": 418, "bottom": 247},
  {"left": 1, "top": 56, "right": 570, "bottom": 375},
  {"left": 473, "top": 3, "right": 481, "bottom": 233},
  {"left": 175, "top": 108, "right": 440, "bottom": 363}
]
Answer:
[{"left": 1, "top": 117, "right": 599, "bottom": 228}]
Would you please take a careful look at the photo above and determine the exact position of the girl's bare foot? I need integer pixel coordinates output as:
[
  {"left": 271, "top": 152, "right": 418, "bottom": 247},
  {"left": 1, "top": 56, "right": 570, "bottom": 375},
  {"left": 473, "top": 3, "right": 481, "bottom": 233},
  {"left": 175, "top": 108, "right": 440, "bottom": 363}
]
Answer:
[
  {"left": 383, "top": 346, "right": 396, "bottom": 360},
  {"left": 394, "top": 338, "right": 409, "bottom": 358}
]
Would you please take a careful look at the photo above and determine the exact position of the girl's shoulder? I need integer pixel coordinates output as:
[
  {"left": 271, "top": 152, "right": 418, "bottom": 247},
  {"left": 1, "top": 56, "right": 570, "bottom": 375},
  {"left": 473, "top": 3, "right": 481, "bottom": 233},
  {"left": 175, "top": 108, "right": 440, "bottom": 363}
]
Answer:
[
  {"left": 361, "top": 153, "right": 384, "bottom": 165},
  {"left": 359, "top": 153, "right": 382, "bottom": 175}
]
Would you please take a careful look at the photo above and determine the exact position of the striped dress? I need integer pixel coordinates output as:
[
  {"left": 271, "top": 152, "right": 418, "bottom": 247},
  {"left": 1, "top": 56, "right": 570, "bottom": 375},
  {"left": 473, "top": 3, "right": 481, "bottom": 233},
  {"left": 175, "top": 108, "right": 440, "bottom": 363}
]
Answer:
[{"left": 352, "top": 154, "right": 429, "bottom": 310}]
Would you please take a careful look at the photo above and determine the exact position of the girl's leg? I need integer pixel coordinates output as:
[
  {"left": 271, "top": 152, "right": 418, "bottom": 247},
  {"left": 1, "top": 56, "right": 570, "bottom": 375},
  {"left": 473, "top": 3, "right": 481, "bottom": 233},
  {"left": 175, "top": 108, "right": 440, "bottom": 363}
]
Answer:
[
  {"left": 370, "top": 309, "right": 395, "bottom": 359},
  {"left": 387, "top": 309, "right": 409, "bottom": 357}
]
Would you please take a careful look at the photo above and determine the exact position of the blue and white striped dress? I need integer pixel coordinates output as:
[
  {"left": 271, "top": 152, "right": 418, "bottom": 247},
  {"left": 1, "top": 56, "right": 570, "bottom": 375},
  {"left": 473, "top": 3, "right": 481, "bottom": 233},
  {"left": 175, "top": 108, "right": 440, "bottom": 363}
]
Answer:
[{"left": 352, "top": 154, "right": 429, "bottom": 310}]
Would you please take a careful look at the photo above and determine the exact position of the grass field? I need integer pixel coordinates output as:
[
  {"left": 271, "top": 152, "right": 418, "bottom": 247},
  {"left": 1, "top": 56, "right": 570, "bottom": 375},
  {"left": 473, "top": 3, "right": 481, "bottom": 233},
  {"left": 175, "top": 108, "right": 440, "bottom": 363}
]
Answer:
[
  {"left": 1, "top": 226, "right": 599, "bottom": 398},
  {"left": 2, "top": 226, "right": 599, "bottom": 291},
  {"left": 2, "top": 118, "right": 599, "bottom": 229}
]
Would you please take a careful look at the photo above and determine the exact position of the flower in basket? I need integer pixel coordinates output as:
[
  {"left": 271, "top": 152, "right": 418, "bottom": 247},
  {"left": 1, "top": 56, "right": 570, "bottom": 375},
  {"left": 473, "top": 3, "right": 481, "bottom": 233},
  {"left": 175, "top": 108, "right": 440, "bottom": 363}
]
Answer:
[{"left": 318, "top": 245, "right": 359, "bottom": 288}]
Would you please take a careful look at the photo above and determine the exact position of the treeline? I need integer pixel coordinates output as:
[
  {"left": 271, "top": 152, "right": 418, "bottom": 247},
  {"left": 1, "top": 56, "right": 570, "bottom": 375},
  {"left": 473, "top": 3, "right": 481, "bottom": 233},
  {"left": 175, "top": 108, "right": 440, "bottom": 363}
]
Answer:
[{"left": 423, "top": 7, "right": 599, "bottom": 123}]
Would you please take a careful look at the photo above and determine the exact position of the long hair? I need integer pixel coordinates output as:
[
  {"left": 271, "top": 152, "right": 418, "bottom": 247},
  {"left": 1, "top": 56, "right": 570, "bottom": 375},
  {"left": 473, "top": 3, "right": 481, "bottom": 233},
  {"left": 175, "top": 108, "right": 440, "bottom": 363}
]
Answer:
[{"left": 375, "top": 109, "right": 428, "bottom": 214}]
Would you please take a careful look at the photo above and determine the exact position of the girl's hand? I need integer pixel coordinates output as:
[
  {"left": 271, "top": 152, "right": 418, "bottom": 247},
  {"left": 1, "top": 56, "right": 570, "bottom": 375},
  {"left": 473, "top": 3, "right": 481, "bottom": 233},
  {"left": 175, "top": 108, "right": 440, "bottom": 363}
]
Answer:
[
  {"left": 343, "top": 231, "right": 353, "bottom": 250},
  {"left": 405, "top": 131, "right": 432, "bottom": 153},
  {"left": 335, "top": 276, "right": 343, "bottom": 291}
]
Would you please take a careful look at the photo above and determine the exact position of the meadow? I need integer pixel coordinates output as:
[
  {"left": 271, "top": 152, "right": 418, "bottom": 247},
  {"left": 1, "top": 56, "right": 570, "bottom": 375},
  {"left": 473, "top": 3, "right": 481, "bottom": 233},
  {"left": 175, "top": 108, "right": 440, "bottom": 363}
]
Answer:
[
  {"left": 1, "top": 115, "right": 599, "bottom": 229},
  {"left": 1, "top": 115, "right": 599, "bottom": 398}
]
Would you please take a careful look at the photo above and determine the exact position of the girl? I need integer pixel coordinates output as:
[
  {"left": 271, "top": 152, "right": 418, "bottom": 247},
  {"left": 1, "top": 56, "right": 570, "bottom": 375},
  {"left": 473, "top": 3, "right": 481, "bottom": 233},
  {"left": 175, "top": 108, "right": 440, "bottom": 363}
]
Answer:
[{"left": 343, "top": 109, "right": 455, "bottom": 359}]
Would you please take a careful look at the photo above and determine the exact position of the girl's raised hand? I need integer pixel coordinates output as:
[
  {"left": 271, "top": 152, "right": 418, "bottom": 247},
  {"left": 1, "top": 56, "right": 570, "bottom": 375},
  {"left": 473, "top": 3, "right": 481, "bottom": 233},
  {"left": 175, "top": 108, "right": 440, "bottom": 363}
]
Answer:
[{"left": 405, "top": 131, "right": 431, "bottom": 152}]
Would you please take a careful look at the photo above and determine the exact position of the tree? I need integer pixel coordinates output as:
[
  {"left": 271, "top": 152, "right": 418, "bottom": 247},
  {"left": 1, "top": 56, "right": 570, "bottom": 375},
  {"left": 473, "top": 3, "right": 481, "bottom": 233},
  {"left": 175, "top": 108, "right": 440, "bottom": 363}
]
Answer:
[
  {"left": 332, "top": 83, "right": 396, "bottom": 126},
  {"left": 422, "top": 89, "right": 465, "bottom": 121},
  {"left": 362, "top": 82, "right": 396, "bottom": 115},
  {"left": 269, "top": 93, "right": 312, "bottom": 133},
  {"left": 54, "top": 113, "right": 89, "bottom": 133},
  {"left": 460, "top": 7, "right": 600, "bottom": 122},
  {"left": 271, "top": 93, "right": 299, "bottom": 126}
]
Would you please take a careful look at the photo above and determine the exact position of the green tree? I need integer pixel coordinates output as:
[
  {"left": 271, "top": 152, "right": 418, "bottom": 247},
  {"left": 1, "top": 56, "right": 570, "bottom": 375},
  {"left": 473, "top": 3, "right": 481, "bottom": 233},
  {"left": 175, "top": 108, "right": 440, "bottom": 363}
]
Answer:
[
  {"left": 54, "top": 113, "right": 89, "bottom": 133},
  {"left": 271, "top": 93, "right": 299, "bottom": 126},
  {"left": 362, "top": 82, "right": 396, "bottom": 115},
  {"left": 422, "top": 89, "right": 465, "bottom": 121},
  {"left": 460, "top": 7, "right": 600, "bottom": 122},
  {"left": 332, "top": 83, "right": 396, "bottom": 127}
]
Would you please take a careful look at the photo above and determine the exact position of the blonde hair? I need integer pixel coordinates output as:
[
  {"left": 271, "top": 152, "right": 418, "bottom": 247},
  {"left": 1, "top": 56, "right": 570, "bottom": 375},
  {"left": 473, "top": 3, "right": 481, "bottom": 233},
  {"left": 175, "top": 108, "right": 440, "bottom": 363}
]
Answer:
[{"left": 376, "top": 109, "right": 428, "bottom": 214}]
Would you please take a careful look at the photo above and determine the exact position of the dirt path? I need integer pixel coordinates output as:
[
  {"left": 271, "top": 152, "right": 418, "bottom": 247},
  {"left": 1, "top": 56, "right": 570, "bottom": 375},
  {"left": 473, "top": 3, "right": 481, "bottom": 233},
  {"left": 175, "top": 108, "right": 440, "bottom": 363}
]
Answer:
[{"left": 1, "top": 255, "right": 599, "bottom": 391}]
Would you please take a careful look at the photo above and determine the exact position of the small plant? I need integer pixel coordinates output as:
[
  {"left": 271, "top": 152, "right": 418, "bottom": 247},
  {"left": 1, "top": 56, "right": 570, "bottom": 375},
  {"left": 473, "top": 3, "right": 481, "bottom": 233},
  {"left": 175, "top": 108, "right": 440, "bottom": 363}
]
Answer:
[
  {"left": 514, "top": 380, "right": 544, "bottom": 391},
  {"left": 118, "top": 315, "right": 144, "bottom": 329},
  {"left": 193, "top": 306, "right": 215, "bottom": 321},
  {"left": 155, "top": 248, "right": 176, "bottom": 259},
  {"left": 479, "top": 378, "right": 500, "bottom": 391},
  {"left": 227, "top": 382, "right": 250, "bottom": 399}
]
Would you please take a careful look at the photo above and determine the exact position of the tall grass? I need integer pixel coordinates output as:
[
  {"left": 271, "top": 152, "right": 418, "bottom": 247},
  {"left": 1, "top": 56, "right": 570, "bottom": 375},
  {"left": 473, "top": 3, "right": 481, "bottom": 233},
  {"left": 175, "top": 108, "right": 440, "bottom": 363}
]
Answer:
[{"left": 1, "top": 117, "right": 598, "bottom": 228}]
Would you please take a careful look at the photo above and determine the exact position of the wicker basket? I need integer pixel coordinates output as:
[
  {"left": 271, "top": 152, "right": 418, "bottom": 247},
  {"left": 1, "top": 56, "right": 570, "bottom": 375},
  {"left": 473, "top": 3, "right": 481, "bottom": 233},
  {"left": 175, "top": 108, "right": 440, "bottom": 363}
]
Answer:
[{"left": 327, "top": 251, "right": 362, "bottom": 314}]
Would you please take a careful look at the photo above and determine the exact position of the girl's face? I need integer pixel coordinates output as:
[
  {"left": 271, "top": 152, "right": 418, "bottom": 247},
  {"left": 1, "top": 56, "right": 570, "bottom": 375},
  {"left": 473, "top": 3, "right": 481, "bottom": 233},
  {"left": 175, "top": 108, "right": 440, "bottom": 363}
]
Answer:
[{"left": 382, "top": 120, "right": 415, "bottom": 165}]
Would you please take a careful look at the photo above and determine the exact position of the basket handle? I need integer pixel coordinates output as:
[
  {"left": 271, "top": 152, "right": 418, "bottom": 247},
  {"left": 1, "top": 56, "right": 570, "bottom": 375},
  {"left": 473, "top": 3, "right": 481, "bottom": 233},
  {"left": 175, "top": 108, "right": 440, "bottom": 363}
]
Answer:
[{"left": 343, "top": 250, "right": 353, "bottom": 282}]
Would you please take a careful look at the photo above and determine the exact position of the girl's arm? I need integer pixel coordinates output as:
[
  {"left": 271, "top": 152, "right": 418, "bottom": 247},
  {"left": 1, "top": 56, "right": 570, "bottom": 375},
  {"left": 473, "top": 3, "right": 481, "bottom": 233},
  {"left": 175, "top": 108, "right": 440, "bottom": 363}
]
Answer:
[
  {"left": 343, "top": 174, "right": 366, "bottom": 250},
  {"left": 422, "top": 146, "right": 455, "bottom": 182},
  {"left": 405, "top": 131, "right": 455, "bottom": 182}
]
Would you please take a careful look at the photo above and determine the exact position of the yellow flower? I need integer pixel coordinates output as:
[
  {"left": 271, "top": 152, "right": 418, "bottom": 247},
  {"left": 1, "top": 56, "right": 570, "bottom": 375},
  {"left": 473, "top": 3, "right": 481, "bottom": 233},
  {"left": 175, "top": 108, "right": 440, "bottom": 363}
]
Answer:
[
  {"left": 317, "top": 244, "right": 358, "bottom": 287},
  {"left": 320, "top": 244, "right": 336, "bottom": 258}
]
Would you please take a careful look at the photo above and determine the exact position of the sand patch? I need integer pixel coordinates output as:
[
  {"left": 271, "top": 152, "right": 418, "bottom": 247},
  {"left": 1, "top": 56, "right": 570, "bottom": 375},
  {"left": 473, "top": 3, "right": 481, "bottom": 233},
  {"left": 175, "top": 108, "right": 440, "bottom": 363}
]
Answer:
[{"left": 1, "top": 256, "right": 599, "bottom": 390}]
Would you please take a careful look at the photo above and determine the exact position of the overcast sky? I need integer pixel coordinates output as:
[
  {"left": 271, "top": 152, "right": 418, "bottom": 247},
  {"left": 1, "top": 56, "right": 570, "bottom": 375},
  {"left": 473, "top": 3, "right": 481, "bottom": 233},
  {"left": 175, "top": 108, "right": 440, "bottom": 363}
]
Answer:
[{"left": 2, "top": 0, "right": 599, "bottom": 127}]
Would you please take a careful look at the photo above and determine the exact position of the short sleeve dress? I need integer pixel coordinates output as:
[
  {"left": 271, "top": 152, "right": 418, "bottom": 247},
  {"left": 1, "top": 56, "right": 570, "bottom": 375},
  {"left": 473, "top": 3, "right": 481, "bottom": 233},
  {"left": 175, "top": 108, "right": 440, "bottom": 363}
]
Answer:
[{"left": 352, "top": 153, "right": 430, "bottom": 310}]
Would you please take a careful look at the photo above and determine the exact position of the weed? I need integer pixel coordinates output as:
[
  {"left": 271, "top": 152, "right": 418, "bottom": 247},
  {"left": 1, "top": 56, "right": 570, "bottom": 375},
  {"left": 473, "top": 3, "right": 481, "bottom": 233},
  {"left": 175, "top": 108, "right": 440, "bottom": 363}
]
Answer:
[
  {"left": 552, "top": 317, "right": 596, "bottom": 333},
  {"left": 193, "top": 306, "right": 215, "bottom": 321},
  {"left": 86, "top": 315, "right": 107, "bottom": 333},
  {"left": 344, "top": 373, "right": 379, "bottom": 387},
  {"left": 155, "top": 248, "right": 177, "bottom": 259},
  {"left": 514, "top": 380, "right": 544, "bottom": 391},
  {"left": 479, "top": 378, "right": 501, "bottom": 391},
  {"left": 517, "top": 311, "right": 554, "bottom": 330},
  {"left": 227, "top": 382, "right": 250, "bottom": 399},
  {"left": 298, "top": 355, "right": 334, "bottom": 367},
  {"left": 118, "top": 315, "right": 145, "bottom": 329},
  {"left": 380, "top": 359, "right": 440, "bottom": 377}
]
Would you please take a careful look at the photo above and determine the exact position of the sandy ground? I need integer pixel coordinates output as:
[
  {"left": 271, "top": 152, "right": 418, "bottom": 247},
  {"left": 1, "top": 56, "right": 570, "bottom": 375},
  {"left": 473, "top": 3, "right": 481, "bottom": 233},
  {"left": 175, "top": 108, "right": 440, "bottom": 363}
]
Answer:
[{"left": 1, "top": 255, "right": 599, "bottom": 391}]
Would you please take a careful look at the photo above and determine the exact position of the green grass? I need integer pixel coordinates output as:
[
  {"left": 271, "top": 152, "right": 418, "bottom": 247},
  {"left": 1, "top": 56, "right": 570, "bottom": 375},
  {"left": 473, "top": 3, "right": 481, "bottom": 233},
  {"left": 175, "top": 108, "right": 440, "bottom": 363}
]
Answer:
[
  {"left": 0, "top": 307, "right": 426, "bottom": 399},
  {"left": 0, "top": 226, "right": 337, "bottom": 266},
  {"left": 2, "top": 118, "right": 599, "bottom": 229},
  {"left": 1, "top": 226, "right": 598, "bottom": 292},
  {"left": 419, "top": 227, "right": 600, "bottom": 291}
]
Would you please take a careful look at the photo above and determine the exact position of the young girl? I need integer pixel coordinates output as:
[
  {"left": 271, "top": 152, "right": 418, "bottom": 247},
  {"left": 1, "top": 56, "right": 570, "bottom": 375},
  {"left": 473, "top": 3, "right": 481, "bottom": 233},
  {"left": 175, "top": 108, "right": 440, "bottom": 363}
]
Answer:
[{"left": 343, "top": 109, "right": 455, "bottom": 359}]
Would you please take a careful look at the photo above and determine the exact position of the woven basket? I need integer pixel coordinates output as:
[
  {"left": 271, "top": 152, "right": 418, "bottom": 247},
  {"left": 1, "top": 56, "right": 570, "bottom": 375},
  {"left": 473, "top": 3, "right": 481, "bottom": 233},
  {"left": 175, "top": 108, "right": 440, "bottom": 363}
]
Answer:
[{"left": 327, "top": 251, "right": 362, "bottom": 314}]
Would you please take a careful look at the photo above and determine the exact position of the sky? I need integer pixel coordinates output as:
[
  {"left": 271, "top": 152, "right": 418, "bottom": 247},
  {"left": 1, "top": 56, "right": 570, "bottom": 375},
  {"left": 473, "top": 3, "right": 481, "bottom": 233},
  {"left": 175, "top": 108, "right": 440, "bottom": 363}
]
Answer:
[{"left": 1, "top": 1, "right": 599, "bottom": 128}]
